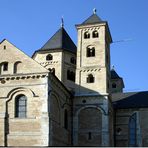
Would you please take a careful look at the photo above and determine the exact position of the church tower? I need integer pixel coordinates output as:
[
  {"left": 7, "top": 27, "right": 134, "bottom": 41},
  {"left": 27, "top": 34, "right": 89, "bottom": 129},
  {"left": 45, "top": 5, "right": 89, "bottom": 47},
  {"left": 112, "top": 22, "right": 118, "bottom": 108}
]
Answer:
[
  {"left": 75, "top": 9, "right": 112, "bottom": 95},
  {"left": 32, "top": 20, "right": 77, "bottom": 91},
  {"left": 73, "top": 10, "right": 113, "bottom": 146}
]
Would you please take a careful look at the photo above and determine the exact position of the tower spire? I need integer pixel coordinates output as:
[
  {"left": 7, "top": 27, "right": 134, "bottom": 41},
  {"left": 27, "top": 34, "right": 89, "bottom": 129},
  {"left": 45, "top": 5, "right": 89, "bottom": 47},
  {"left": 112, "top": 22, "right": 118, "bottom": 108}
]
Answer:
[{"left": 61, "top": 16, "right": 64, "bottom": 28}]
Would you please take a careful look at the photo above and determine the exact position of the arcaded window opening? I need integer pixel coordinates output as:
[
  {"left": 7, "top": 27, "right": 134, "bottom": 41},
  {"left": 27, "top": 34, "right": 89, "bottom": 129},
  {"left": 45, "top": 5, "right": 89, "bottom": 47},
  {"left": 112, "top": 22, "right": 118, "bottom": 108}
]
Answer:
[
  {"left": 87, "top": 74, "right": 95, "bottom": 83},
  {"left": 92, "top": 30, "right": 99, "bottom": 38},
  {"left": 46, "top": 54, "right": 53, "bottom": 61},
  {"left": 84, "top": 31, "right": 90, "bottom": 39},
  {"left": 112, "top": 83, "right": 117, "bottom": 88},
  {"left": 48, "top": 68, "right": 55, "bottom": 75},
  {"left": 70, "top": 57, "right": 76, "bottom": 64},
  {"left": 67, "top": 70, "right": 75, "bottom": 82},
  {"left": 14, "top": 61, "right": 21, "bottom": 74},
  {"left": 87, "top": 47, "right": 95, "bottom": 57}
]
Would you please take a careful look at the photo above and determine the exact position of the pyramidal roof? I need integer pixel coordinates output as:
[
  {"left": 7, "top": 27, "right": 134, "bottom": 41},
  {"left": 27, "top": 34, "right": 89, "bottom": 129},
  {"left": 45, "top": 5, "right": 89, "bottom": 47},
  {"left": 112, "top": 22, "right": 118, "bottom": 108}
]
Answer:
[
  {"left": 82, "top": 13, "right": 103, "bottom": 25},
  {"left": 111, "top": 69, "right": 121, "bottom": 79},
  {"left": 39, "top": 27, "right": 76, "bottom": 53}
]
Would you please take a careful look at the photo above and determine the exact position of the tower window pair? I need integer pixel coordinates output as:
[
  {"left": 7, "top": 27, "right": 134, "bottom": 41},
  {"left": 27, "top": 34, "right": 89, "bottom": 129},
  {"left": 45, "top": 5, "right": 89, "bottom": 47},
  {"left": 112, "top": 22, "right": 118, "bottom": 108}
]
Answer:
[{"left": 84, "top": 30, "right": 99, "bottom": 39}]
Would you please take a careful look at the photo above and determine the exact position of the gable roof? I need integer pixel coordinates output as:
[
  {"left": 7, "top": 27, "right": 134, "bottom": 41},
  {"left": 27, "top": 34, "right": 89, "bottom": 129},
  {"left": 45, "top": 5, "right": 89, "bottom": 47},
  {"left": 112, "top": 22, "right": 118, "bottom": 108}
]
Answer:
[
  {"left": 0, "top": 39, "right": 48, "bottom": 74},
  {"left": 39, "top": 27, "right": 76, "bottom": 53},
  {"left": 81, "top": 13, "right": 103, "bottom": 25},
  {"left": 112, "top": 91, "right": 148, "bottom": 109}
]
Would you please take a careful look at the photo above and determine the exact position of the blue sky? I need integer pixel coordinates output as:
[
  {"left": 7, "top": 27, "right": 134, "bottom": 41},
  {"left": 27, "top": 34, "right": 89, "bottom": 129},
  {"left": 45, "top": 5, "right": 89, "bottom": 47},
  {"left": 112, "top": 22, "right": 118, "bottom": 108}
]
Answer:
[{"left": 0, "top": 0, "right": 148, "bottom": 92}]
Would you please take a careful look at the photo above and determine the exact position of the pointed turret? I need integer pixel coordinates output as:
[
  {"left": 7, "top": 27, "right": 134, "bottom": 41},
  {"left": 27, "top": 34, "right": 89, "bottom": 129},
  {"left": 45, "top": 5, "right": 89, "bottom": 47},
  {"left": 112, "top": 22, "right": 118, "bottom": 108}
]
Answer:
[
  {"left": 32, "top": 22, "right": 77, "bottom": 91},
  {"left": 110, "top": 67, "right": 125, "bottom": 93}
]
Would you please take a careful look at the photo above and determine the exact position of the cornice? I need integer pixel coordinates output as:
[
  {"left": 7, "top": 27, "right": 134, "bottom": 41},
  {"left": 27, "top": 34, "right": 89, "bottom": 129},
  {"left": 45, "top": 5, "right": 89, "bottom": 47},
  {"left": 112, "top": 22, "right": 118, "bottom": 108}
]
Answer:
[{"left": 0, "top": 72, "right": 48, "bottom": 84}]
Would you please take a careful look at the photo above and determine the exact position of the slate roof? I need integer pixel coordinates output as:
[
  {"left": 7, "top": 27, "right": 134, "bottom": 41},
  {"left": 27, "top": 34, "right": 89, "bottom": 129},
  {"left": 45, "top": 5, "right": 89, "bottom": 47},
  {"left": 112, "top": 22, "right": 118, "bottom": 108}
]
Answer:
[
  {"left": 112, "top": 91, "right": 148, "bottom": 109},
  {"left": 111, "top": 69, "right": 121, "bottom": 79},
  {"left": 39, "top": 27, "right": 76, "bottom": 53},
  {"left": 81, "top": 14, "right": 103, "bottom": 25}
]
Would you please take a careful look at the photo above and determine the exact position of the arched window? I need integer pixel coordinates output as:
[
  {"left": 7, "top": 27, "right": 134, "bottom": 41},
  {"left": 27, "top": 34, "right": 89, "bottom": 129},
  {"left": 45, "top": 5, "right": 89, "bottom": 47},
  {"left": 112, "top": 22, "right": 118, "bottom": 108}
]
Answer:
[
  {"left": 87, "top": 47, "right": 95, "bottom": 57},
  {"left": 84, "top": 31, "right": 90, "bottom": 39},
  {"left": 112, "top": 83, "right": 116, "bottom": 88},
  {"left": 70, "top": 57, "right": 76, "bottom": 64},
  {"left": 67, "top": 70, "right": 75, "bottom": 82},
  {"left": 64, "top": 109, "right": 68, "bottom": 129},
  {"left": 87, "top": 74, "right": 95, "bottom": 83},
  {"left": 92, "top": 30, "right": 99, "bottom": 38},
  {"left": 46, "top": 54, "right": 53, "bottom": 61},
  {"left": 15, "top": 95, "right": 27, "bottom": 118},
  {"left": 129, "top": 113, "right": 137, "bottom": 146},
  {"left": 2, "top": 62, "right": 8, "bottom": 71},
  {"left": 48, "top": 68, "right": 55, "bottom": 75},
  {"left": 14, "top": 61, "right": 21, "bottom": 74}
]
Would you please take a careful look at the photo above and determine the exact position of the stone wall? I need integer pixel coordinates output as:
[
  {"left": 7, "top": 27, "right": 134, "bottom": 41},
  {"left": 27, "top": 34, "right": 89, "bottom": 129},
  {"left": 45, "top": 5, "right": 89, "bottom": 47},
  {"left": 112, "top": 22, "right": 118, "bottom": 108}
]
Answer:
[{"left": 48, "top": 74, "right": 72, "bottom": 146}]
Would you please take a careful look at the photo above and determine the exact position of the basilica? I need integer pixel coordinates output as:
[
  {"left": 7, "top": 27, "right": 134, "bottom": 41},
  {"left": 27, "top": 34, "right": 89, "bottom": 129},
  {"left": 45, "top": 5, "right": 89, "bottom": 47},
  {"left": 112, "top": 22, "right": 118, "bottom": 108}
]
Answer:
[{"left": 0, "top": 10, "right": 148, "bottom": 147}]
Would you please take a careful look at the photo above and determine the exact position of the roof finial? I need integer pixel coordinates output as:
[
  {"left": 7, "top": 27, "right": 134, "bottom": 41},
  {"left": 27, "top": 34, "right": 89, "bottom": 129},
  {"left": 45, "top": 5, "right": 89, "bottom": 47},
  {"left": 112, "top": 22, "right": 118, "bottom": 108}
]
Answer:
[
  {"left": 61, "top": 16, "right": 64, "bottom": 28},
  {"left": 93, "top": 8, "right": 97, "bottom": 14},
  {"left": 112, "top": 65, "right": 115, "bottom": 70}
]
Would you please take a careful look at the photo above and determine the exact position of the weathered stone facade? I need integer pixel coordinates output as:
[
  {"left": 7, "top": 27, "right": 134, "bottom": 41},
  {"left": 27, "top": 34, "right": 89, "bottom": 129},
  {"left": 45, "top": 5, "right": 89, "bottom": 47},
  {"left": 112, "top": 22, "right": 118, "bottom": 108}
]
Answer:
[{"left": 0, "top": 11, "right": 148, "bottom": 147}]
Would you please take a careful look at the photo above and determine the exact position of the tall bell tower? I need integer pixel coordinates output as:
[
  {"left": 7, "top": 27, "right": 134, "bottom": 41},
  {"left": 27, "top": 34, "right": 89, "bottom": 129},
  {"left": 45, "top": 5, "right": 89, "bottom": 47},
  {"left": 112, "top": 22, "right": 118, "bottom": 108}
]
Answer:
[
  {"left": 75, "top": 9, "right": 112, "bottom": 95},
  {"left": 73, "top": 10, "right": 113, "bottom": 147}
]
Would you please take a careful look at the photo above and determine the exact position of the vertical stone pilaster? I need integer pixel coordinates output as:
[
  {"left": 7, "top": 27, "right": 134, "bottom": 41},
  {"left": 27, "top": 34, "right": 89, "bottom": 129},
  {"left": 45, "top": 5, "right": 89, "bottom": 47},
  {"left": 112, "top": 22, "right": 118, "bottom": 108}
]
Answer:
[
  {"left": 102, "top": 113, "right": 109, "bottom": 146},
  {"left": 73, "top": 116, "right": 78, "bottom": 146}
]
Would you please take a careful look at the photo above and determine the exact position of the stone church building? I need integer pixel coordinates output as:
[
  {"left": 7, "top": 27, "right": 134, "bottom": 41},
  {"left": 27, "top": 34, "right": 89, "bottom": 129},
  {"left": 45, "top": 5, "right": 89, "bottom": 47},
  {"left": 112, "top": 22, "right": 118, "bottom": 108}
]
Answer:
[{"left": 0, "top": 11, "right": 148, "bottom": 147}]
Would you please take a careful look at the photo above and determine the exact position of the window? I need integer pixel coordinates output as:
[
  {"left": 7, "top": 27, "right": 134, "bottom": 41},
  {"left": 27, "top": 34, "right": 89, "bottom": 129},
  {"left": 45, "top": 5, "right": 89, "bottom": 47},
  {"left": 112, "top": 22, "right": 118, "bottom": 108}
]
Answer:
[
  {"left": 112, "top": 83, "right": 116, "bottom": 88},
  {"left": 92, "top": 30, "right": 99, "bottom": 38},
  {"left": 48, "top": 68, "right": 55, "bottom": 75},
  {"left": 67, "top": 70, "right": 75, "bottom": 82},
  {"left": 3, "top": 62, "right": 8, "bottom": 71},
  {"left": 70, "top": 57, "right": 76, "bottom": 64},
  {"left": 87, "top": 74, "right": 94, "bottom": 83},
  {"left": 15, "top": 95, "right": 27, "bottom": 118},
  {"left": 87, "top": 47, "right": 95, "bottom": 57},
  {"left": 46, "top": 54, "right": 53, "bottom": 61},
  {"left": 4, "top": 45, "right": 6, "bottom": 49},
  {"left": 14, "top": 61, "right": 21, "bottom": 74},
  {"left": 129, "top": 113, "right": 137, "bottom": 146},
  {"left": 84, "top": 31, "right": 90, "bottom": 39},
  {"left": 64, "top": 109, "right": 68, "bottom": 129}
]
